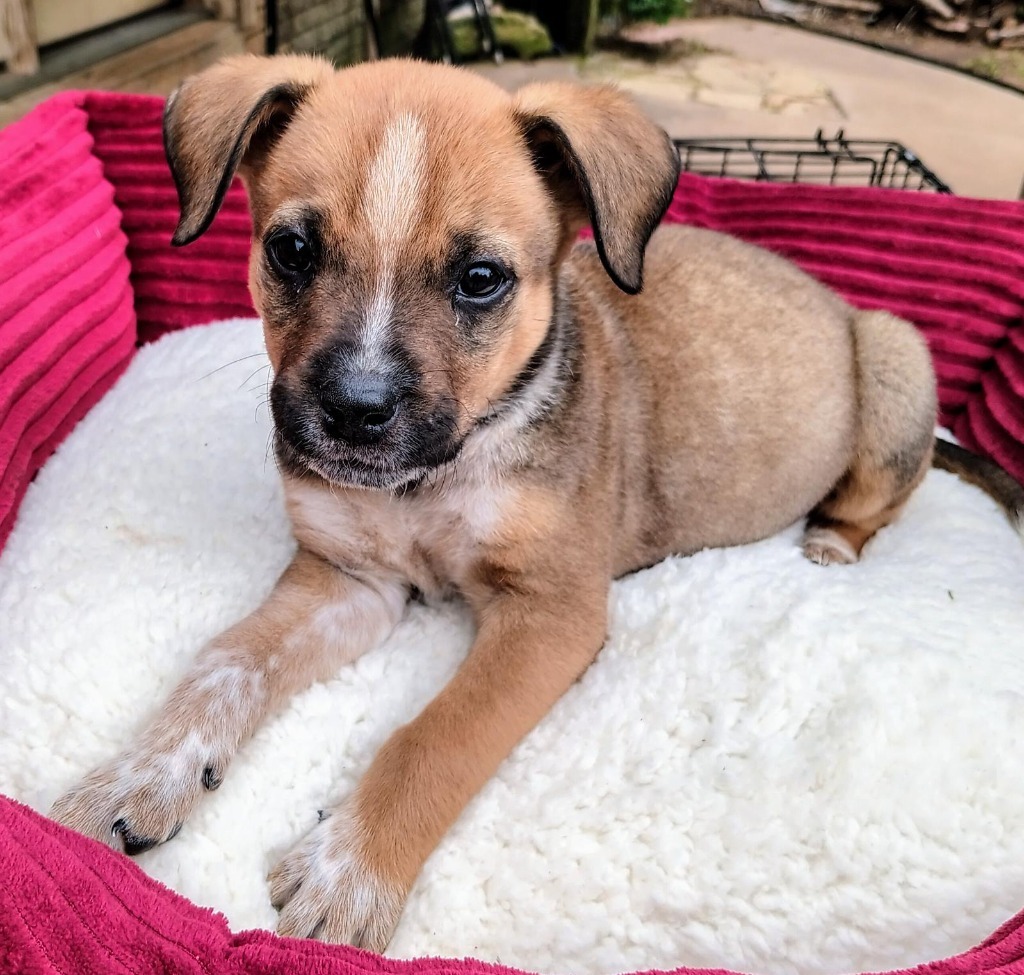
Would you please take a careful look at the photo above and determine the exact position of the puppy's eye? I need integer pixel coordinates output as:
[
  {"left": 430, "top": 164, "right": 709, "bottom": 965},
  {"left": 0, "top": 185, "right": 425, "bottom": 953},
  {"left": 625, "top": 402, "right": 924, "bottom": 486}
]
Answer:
[
  {"left": 457, "top": 262, "right": 507, "bottom": 302},
  {"left": 267, "top": 231, "right": 314, "bottom": 277}
]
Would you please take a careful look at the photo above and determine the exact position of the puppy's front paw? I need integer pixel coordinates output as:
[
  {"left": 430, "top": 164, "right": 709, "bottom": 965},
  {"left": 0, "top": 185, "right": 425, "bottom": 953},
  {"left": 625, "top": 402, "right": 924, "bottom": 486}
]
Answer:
[
  {"left": 50, "top": 741, "right": 225, "bottom": 854},
  {"left": 269, "top": 804, "right": 406, "bottom": 951}
]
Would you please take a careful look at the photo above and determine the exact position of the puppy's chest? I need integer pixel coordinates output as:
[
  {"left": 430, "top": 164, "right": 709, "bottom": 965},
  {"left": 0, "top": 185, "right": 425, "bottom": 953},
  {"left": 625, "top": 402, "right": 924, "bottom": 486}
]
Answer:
[{"left": 285, "top": 478, "right": 507, "bottom": 597}]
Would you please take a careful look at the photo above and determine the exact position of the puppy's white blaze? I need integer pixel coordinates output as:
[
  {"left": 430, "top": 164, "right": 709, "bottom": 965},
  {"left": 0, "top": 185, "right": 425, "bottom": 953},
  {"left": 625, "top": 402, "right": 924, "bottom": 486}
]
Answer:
[
  {"left": 363, "top": 112, "right": 426, "bottom": 246},
  {"left": 359, "top": 278, "right": 394, "bottom": 371},
  {"left": 359, "top": 113, "right": 426, "bottom": 367}
]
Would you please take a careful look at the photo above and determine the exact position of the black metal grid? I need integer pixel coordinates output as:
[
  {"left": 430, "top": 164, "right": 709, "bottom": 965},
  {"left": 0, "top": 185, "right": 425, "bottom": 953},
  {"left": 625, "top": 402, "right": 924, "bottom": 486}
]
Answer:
[{"left": 673, "top": 129, "right": 952, "bottom": 193}]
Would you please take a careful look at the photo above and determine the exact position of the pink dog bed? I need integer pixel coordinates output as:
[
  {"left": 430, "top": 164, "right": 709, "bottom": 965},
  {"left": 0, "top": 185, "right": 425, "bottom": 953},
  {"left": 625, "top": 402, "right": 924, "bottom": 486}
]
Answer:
[{"left": 1, "top": 90, "right": 1024, "bottom": 973}]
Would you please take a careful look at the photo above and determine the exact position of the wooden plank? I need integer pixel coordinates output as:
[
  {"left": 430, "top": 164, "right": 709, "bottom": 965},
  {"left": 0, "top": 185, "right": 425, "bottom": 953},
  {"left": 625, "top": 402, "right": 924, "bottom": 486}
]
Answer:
[
  {"left": 0, "top": 0, "right": 39, "bottom": 75},
  {"left": 239, "top": 0, "right": 263, "bottom": 32},
  {"left": 34, "top": 0, "right": 167, "bottom": 48},
  {"left": 0, "top": 7, "right": 207, "bottom": 100},
  {"left": 0, "top": 18, "right": 244, "bottom": 126}
]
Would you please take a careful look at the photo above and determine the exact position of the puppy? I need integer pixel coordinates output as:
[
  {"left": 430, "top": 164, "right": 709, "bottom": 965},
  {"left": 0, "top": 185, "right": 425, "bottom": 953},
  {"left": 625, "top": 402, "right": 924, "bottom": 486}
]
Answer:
[{"left": 50, "top": 54, "right": 1016, "bottom": 950}]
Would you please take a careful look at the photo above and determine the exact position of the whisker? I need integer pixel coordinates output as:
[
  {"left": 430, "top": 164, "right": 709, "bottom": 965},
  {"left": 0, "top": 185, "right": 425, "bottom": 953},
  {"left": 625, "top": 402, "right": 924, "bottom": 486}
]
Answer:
[
  {"left": 239, "top": 363, "right": 271, "bottom": 391},
  {"left": 197, "top": 352, "right": 269, "bottom": 383},
  {"left": 263, "top": 430, "right": 277, "bottom": 473}
]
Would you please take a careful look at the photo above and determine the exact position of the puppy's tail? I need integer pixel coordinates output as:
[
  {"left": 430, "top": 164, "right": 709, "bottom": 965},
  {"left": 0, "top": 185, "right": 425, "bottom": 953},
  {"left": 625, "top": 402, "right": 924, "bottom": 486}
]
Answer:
[{"left": 933, "top": 438, "right": 1024, "bottom": 538}]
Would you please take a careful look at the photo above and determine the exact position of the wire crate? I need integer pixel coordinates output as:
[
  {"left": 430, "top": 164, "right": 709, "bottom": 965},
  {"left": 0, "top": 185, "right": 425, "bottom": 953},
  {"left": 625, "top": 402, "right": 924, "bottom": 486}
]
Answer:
[{"left": 674, "top": 130, "right": 952, "bottom": 193}]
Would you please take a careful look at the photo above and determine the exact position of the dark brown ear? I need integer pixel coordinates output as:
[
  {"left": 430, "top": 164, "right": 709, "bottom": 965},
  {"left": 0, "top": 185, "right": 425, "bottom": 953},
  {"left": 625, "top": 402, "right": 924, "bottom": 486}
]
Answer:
[
  {"left": 513, "top": 82, "right": 679, "bottom": 295},
  {"left": 163, "top": 54, "right": 334, "bottom": 247}
]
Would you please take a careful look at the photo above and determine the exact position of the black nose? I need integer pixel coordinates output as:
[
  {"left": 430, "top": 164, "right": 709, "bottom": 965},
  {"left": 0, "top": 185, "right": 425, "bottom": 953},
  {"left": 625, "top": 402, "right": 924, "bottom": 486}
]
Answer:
[{"left": 320, "top": 372, "right": 401, "bottom": 444}]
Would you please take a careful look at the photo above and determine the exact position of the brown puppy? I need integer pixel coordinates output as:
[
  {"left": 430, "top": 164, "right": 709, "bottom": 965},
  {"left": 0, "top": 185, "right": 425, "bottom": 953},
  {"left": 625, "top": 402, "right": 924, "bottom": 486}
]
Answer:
[{"left": 52, "top": 55, "right": 941, "bottom": 949}]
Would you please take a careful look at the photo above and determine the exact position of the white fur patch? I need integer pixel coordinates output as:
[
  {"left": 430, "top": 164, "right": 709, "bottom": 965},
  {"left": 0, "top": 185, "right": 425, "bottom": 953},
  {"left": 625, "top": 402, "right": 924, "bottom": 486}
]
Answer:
[
  {"left": 460, "top": 318, "right": 566, "bottom": 478},
  {"left": 192, "top": 662, "right": 267, "bottom": 719},
  {"left": 271, "top": 800, "right": 404, "bottom": 947},
  {"left": 361, "top": 285, "right": 395, "bottom": 370},
  {"left": 363, "top": 113, "right": 426, "bottom": 246},
  {"left": 5, "top": 319, "right": 1024, "bottom": 975},
  {"left": 449, "top": 480, "right": 508, "bottom": 538},
  {"left": 360, "top": 113, "right": 427, "bottom": 365},
  {"left": 121, "top": 731, "right": 208, "bottom": 803},
  {"left": 285, "top": 583, "right": 407, "bottom": 665}
]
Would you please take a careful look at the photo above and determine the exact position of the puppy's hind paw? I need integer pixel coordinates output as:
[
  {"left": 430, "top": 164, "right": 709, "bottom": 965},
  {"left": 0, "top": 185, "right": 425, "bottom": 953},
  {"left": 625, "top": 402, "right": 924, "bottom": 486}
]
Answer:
[{"left": 802, "top": 526, "right": 859, "bottom": 566}]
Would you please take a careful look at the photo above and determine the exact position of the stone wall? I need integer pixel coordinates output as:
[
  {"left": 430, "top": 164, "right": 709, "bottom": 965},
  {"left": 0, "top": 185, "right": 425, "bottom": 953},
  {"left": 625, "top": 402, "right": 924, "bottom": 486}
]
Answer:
[{"left": 276, "top": 0, "right": 426, "bottom": 65}]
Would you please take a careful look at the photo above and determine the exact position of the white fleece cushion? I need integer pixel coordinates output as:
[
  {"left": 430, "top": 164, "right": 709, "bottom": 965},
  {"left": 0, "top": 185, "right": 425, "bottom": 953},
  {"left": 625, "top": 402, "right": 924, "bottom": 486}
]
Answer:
[{"left": 2, "top": 317, "right": 1024, "bottom": 975}]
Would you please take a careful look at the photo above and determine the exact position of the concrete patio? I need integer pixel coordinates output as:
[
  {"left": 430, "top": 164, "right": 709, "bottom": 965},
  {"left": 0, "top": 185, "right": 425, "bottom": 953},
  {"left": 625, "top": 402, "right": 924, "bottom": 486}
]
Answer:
[{"left": 473, "top": 17, "right": 1024, "bottom": 200}]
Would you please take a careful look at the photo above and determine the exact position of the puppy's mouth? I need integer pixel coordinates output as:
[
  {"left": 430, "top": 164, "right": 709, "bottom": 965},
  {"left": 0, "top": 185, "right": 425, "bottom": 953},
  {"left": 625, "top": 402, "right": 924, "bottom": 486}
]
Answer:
[
  {"left": 270, "top": 392, "right": 466, "bottom": 491},
  {"left": 273, "top": 433, "right": 444, "bottom": 490}
]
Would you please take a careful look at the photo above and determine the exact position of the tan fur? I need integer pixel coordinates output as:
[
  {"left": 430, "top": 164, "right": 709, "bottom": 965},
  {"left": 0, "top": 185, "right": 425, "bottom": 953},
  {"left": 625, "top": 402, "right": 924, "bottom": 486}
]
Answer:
[
  {"left": 803, "top": 310, "right": 936, "bottom": 563},
  {"left": 52, "top": 55, "right": 940, "bottom": 950}
]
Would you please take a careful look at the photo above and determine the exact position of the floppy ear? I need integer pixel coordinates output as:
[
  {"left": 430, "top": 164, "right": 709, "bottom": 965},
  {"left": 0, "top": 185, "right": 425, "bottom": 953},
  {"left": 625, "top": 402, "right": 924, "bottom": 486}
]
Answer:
[
  {"left": 163, "top": 53, "right": 334, "bottom": 247},
  {"left": 513, "top": 82, "right": 680, "bottom": 295}
]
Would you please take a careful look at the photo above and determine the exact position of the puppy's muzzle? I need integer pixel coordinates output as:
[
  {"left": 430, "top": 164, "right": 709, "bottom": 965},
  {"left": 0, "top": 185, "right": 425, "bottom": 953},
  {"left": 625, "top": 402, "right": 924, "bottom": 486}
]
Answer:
[
  {"left": 320, "top": 371, "right": 403, "bottom": 446},
  {"left": 271, "top": 345, "right": 462, "bottom": 487}
]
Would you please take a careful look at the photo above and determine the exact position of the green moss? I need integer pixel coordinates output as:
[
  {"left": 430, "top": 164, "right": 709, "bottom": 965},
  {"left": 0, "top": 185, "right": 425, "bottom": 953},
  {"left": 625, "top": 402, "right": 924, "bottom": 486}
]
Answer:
[
  {"left": 965, "top": 55, "right": 1000, "bottom": 79},
  {"left": 450, "top": 10, "right": 554, "bottom": 60},
  {"left": 964, "top": 52, "right": 1024, "bottom": 84}
]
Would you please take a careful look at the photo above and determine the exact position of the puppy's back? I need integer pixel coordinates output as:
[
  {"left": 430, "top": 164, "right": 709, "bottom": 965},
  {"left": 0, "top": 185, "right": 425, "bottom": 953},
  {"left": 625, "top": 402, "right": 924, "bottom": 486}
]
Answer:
[{"left": 569, "top": 224, "right": 861, "bottom": 565}]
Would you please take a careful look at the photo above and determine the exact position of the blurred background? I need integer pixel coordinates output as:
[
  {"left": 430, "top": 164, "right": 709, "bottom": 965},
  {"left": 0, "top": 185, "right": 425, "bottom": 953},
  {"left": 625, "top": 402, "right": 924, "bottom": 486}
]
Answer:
[{"left": 1, "top": 0, "right": 1020, "bottom": 197}]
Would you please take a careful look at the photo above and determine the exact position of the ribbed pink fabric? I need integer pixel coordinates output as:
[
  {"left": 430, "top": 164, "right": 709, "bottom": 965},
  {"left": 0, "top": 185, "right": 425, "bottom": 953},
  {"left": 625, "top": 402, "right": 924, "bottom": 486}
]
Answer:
[
  {"left": 83, "top": 92, "right": 254, "bottom": 345},
  {"left": 0, "top": 93, "right": 136, "bottom": 551},
  {"left": 3, "top": 794, "right": 1024, "bottom": 975}
]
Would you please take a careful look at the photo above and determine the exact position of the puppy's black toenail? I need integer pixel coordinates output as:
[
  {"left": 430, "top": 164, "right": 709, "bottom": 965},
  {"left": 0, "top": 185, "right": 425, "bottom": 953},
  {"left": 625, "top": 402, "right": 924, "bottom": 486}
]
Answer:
[
  {"left": 317, "top": 809, "right": 329, "bottom": 822},
  {"left": 167, "top": 822, "right": 183, "bottom": 841},
  {"left": 202, "top": 765, "right": 222, "bottom": 790},
  {"left": 123, "top": 835, "right": 159, "bottom": 855},
  {"left": 112, "top": 818, "right": 158, "bottom": 856}
]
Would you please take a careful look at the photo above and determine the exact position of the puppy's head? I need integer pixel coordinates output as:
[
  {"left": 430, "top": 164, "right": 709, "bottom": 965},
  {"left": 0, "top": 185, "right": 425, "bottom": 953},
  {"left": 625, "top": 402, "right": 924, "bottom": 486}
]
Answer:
[{"left": 164, "top": 55, "right": 679, "bottom": 489}]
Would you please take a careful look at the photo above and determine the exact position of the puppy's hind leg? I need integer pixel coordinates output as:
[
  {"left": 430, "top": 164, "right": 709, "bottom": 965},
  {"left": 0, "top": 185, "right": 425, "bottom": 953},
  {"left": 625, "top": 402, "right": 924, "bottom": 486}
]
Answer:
[{"left": 802, "top": 309, "right": 937, "bottom": 566}]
